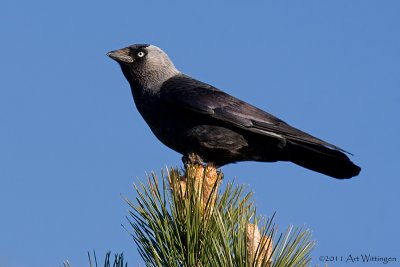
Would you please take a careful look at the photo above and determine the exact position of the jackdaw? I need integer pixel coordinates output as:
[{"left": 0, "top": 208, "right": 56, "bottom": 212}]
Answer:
[{"left": 107, "top": 44, "right": 361, "bottom": 179}]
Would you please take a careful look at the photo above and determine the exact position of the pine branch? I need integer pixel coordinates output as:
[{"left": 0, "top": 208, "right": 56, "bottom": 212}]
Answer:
[
  {"left": 62, "top": 251, "right": 127, "bottom": 267},
  {"left": 126, "top": 164, "right": 315, "bottom": 267}
]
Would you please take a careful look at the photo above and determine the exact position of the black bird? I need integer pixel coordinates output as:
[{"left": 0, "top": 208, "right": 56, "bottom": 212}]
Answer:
[{"left": 107, "top": 44, "right": 361, "bottom": 179}]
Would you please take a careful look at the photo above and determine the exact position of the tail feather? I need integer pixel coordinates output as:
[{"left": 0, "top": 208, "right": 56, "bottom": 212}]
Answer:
[{"left": 284, "top": 140, "right": 361, "bottom": 179}]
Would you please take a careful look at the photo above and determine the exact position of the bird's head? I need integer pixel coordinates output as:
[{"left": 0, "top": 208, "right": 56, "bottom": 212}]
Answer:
[{"left": 107, "top": 44, "right": 180, "bottom": 92}]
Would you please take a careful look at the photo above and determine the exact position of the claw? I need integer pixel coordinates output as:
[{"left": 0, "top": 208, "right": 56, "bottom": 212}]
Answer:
[{"left": 182, "top": 153, "right": 205, "bottom": 167}]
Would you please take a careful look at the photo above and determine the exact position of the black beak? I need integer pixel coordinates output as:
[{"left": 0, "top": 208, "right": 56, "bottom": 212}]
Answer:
[{"left": 107, "top": 48, "right": 133, "bottom": 63}]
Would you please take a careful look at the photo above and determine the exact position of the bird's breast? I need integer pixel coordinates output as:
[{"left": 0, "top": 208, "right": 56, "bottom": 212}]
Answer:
[{"left": 132, "top": 93, "right": 196, "bottom": 151}]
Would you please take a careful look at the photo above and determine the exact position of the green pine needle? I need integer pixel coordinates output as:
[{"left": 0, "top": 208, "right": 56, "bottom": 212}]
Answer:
[{"left": 125, "top": 166, "right": 315, "bottom": 267}]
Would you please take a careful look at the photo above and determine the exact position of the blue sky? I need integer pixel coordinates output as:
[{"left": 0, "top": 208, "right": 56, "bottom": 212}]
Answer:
[{"left": 1, "top": 1, "right": 399, "bottom": 266}]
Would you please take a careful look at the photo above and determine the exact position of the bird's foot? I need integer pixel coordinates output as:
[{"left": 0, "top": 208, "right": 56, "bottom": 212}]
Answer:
[
  {"left": 182, "top": 153, "right": 206, "bottom": 168},
  {"left": 182, "top": 153, "right": 224, "bottom": 179}
]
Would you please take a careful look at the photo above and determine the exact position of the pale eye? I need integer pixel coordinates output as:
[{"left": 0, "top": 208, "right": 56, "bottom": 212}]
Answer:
[{"left": 137, "top": 51, "right": 145, "bottom": 58}]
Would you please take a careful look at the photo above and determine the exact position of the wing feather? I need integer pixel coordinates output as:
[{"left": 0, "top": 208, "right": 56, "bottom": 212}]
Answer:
[{"left": 160, "top": 74, "right": 348, "bottom": 153}]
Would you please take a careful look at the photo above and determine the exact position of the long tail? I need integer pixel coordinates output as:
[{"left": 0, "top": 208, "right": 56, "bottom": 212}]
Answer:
[{"left": 284, "top": 140, "right": 361, "bottom": 179}]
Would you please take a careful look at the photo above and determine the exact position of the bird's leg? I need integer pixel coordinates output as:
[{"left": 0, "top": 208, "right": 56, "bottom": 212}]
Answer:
[
  {"left": 182, "top": 152, "right": 224, "bottom": 180},
  {"left": 182, "top": 152, "right": 206, "bottom": 168}
]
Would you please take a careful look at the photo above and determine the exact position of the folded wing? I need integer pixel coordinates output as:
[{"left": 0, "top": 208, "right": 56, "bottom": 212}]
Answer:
[{"left": 161, "top": 74, "right": 346, "bottom": 153}]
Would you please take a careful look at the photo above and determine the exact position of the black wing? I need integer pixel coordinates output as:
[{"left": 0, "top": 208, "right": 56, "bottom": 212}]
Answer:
[{"left": 160, "top": 74, "right": 347, "bottom": 153}]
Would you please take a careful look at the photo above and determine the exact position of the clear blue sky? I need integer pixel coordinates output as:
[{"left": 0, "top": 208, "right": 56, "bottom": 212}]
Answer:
[{"left": 1, "top": 1, "right": 399, "bottom": 266}]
